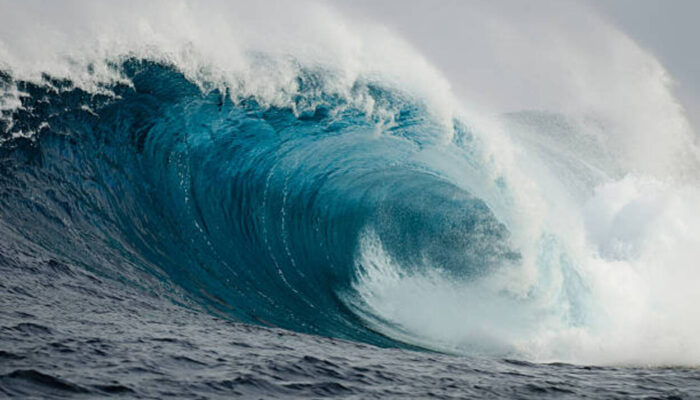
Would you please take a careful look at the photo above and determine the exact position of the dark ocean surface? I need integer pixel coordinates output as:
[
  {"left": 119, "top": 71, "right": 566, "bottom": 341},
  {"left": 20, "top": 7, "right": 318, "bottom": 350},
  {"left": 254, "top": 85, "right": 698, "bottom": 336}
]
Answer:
[{"left": 2, "top": 239, "right": 698, "bottom": 399}]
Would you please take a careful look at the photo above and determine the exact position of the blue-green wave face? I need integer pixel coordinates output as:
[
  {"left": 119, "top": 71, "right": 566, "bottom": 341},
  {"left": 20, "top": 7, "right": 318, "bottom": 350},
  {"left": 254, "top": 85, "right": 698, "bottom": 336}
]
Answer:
[{"left": 1, "top": 61, "right": 538, "bottom": 350}]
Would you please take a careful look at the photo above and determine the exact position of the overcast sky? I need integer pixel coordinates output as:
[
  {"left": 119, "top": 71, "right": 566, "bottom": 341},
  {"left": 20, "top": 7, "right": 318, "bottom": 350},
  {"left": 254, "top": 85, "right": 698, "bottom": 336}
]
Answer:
[{"left": 584, "top": 0, "right": 700, "bottom": 129}]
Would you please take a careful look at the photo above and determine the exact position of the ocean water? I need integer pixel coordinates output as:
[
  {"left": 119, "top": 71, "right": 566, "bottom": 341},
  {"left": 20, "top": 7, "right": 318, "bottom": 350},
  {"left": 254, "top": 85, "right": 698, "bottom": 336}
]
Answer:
[{"left": 1, "top": 1, "right": 700, "bottom": 398}]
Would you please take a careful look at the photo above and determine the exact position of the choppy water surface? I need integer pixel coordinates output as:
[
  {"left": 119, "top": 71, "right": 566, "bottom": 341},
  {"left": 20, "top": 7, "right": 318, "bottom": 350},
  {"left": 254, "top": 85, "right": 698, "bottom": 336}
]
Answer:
[{"left": 2, "top": 242, "right": 698, "bottom": 399}]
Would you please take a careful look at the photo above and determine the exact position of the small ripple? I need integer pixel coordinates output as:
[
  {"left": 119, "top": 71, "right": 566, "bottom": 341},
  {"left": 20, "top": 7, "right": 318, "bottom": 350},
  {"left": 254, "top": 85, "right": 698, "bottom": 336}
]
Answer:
[{"left": 0, "top": 369, "right": 88, "bottom": 394}]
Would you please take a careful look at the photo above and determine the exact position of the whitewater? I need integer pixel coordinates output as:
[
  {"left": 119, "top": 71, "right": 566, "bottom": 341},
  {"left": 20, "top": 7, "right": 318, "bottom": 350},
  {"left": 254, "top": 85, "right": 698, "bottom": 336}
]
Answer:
[{"left": 1, "top": 0, "right": 700, "bottom": 398}]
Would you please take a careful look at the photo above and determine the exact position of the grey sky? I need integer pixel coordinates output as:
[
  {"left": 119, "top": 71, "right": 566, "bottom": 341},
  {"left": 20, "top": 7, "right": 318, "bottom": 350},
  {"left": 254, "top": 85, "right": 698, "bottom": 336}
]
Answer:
[{"left": 585, "top": 0, "right": 700, "bottom": 129}]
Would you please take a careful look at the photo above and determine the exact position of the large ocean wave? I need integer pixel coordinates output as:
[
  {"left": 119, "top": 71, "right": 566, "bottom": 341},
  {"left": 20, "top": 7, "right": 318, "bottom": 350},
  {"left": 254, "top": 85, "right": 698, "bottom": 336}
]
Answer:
[{"left": 2, "top": 0, "right": 700, "bottom": 366}]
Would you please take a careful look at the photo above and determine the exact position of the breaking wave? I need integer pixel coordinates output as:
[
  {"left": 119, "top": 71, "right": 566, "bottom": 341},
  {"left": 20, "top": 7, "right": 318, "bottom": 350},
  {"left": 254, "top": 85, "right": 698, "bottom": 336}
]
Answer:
[{"left": 1, "top": 0, "right": 699, "bottom": 366}]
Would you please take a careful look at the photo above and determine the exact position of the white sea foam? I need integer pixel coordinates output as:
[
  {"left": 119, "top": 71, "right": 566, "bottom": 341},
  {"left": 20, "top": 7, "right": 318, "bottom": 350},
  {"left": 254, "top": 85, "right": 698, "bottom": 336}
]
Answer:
[{"left": 0, "top": 0, "right": 456, "bottom": 128}]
